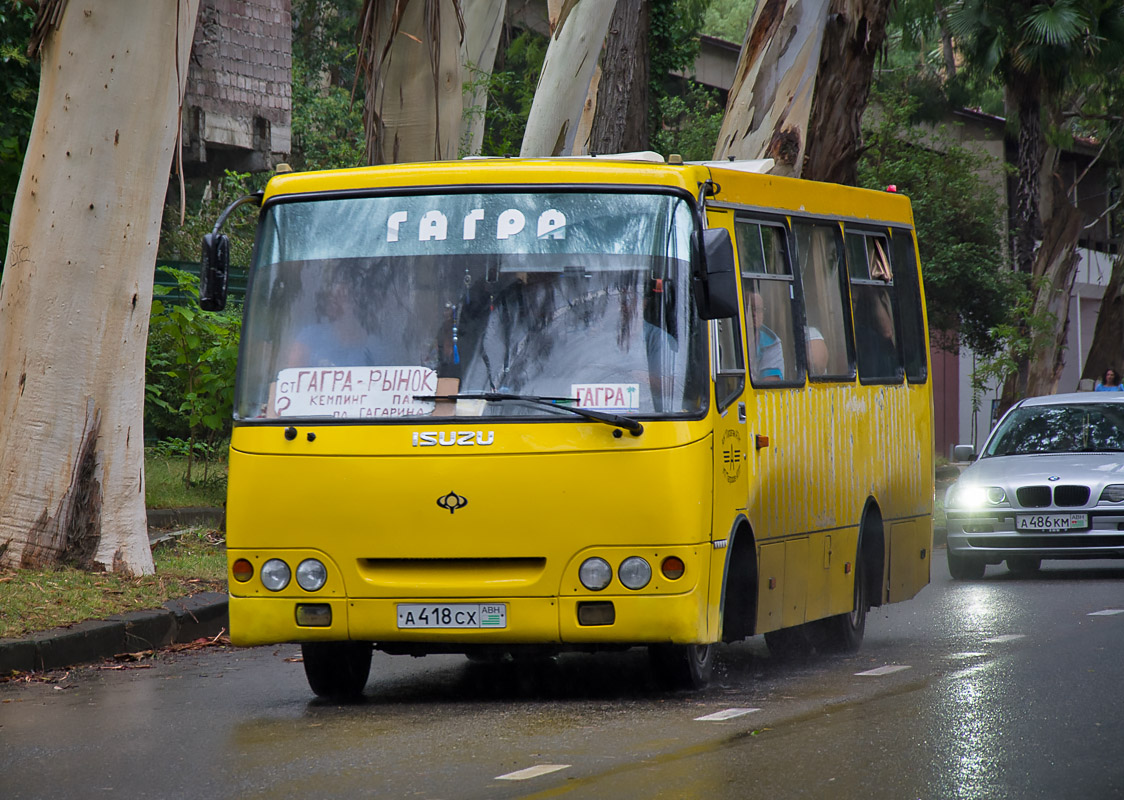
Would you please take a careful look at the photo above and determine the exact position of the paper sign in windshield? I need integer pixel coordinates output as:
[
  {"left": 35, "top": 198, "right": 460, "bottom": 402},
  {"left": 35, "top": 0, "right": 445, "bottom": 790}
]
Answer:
[
  {"left": 571, "top": 383, "right": 641, "bottom": 412},
  {"left": 275, "top": 366, "right": 437, "bottom": 418}
]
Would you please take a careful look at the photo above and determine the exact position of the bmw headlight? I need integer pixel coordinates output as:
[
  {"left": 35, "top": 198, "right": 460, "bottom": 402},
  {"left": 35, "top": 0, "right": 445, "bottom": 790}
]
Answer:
[
  {"left": 1100, "top": 484, "right": 1124, "bottom": 503},
  {"left": 946, "top": 484, "right": 1006, "bottom": 510}
]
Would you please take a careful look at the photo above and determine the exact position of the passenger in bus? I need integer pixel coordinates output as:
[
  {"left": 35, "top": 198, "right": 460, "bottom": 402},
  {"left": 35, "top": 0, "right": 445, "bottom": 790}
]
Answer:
[
  {"left": 747, "top": 291, "right": 783, "bottom": 381},
  {"left": 807, "top": 326, "right": 828, "bottom": 375}
]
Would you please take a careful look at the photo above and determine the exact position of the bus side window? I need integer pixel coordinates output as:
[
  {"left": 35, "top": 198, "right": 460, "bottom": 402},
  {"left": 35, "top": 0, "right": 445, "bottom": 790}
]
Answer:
[
  {"left": 736, "top": 219, "right": 800, "bottom": 385},
  {"left": 890, "top": 229, "right": 928, "bottom": 383},
  {"left": 846, "top": 230, "right": 903, "bottom": 383},
  {"left": 793, "top": 221, "right": 854, "bottom": 379}
]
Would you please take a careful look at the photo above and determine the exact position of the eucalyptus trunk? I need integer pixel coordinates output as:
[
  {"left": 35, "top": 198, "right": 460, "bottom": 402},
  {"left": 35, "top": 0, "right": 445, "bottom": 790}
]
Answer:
[
  {"left": 359, "top": 0, "right": 465, "bottom": 165},
  {"left": 713, "top": 0, "right": 831, "bottom": 173},
  {"left": 0, "top": 0, "right": 200, "bottom": 574},
  {"left": 801, "top": 0, "right": 893, "bottom": 184},
  {"left": 520, "top": 0, "right": 617, "bottom": 157},
  {"left": 588, "top": 0, "right": 649, "bottom": 155},
  {"left": 460, "top": 0, "right": 507, "bottom": 157}
]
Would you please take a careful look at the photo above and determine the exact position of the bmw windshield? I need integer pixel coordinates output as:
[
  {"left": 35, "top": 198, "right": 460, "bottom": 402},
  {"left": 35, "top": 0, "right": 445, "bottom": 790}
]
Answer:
[
  {"left": 984, "top": 403, "right": 1124, "bottom": 456},
  {"left": 234, "top": 190, "right": 708, "bottom": 422}
]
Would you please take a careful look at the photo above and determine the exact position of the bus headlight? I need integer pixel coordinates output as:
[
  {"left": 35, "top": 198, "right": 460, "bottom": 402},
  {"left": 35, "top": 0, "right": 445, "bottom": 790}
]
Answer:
[
  {"left": 579, "top": 557, "right": 613, "bottom": 591},
  {"left": 260, "top": 559, "right": 291, "bottom": 591},
  {"left": 618, "top": 557, "right": 652, "bottom": 590},
  {"left": 296, "top": 559, "right": 328, "bottom": 591}
]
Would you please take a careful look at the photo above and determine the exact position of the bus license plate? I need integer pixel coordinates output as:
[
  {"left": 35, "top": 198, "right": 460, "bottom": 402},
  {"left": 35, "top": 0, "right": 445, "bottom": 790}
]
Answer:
[
  {"left": 397, "top": 604, "right": 507, "bottom": 629},
  {"left": 1016, "top": 513, "right": 1087, "bottom": 532}
]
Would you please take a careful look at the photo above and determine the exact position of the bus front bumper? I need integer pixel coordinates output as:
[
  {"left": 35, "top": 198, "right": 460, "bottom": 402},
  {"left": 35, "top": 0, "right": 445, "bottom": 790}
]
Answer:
[{"left": 228, "top": 591, "right": 709, "bottom": 649}]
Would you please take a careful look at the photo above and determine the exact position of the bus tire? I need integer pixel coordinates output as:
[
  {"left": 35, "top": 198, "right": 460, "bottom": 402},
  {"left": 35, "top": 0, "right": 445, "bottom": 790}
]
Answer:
[
  {"left": 301, "top": 641, "right": 372, "bottom": 699},
  {"left": 810, "top": 556, "right": 867, "bottom": 654},
  {"left": 947, "top": 549, "right": 986, "bottom": 580},
  {"left": 648, "top": 644, "right": 714, "bottom": 690}
]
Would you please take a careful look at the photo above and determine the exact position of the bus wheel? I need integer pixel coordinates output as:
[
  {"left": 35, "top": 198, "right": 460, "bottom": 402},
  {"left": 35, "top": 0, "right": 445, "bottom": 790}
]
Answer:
[
  {"left": 301, "top": 641, "right": 372, "bottom": 699},
  {"left": 811, "top": 558, "right": 867, "bottom": 654},
  {"left": 648, "top": 644, "right": 714, "bottom": 690},
  {"left": 947, "top": 549, "right": 986, "bottom": 580}
]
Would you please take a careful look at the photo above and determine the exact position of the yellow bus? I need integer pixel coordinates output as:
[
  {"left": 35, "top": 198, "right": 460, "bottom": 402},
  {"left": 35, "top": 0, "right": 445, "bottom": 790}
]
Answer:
[{"left": 200, "top": 154, "right": 934, "bottom": 697}]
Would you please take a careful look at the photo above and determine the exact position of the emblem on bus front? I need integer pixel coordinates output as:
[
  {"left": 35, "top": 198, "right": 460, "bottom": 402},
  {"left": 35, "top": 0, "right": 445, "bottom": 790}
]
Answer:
[
  {"left": 437, "top": 491, "right": 468, "bottom": 514},
  {"left": 413, "top": 431, "right": 496, "bottom": 447}
]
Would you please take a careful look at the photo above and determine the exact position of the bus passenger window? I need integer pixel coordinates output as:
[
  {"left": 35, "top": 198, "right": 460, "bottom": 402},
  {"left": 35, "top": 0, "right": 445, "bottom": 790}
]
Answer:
[
  {"left": 846, "top": 231, "right": 903, "bottom": 382},
  {"left": 736, "top": 220, "right": 799, "bottom": 385},
  {"left": 793, "top": 222, "right": 853, "bottom": 379},
  {"left": 891, "top": 229, "right": 928, "bottom": 383}
]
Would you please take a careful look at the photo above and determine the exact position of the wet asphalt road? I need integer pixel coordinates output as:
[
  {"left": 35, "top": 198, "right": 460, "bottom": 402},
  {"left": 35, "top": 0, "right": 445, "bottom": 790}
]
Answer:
[{"left": 2, "top": 551, "right": 1123, "bottom": 799}]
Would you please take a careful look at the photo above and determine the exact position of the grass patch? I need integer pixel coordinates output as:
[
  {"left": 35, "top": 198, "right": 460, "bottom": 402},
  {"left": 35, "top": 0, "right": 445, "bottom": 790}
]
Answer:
[
  {"left": 0, "top": 529, "right": 226, "bottom": 640},
  {"left": 145, "top": 449, "right": 228, "bottom": 509}
]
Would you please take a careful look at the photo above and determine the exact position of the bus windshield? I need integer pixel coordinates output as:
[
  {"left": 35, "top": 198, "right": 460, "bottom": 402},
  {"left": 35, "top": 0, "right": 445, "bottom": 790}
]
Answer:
[{"left": 235, "top": 190, "right": 708, "bottom": 422}]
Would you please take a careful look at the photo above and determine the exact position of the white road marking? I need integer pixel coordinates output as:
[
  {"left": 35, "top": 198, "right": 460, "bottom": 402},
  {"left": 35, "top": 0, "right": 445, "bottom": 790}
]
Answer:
[
  {"left": 983, "top": 634, "right": 1026, "bottom": 643},
  {"left": 695, "top": 708, "right": 761, "bottom": 721},
  {"left": 855, "top": 665, "right": 912, "bottom": 676},
  {"left": 1088, "top": 609, "right": 1124, "bottom": 616},
  {"left": 496, "top": 765, "right": 571, "bottom": 781}
]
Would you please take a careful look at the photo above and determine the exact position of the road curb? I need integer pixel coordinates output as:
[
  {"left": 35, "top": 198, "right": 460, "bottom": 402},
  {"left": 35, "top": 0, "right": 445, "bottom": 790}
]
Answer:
[
  {"left": 0, "top": 592, "right": 228, "bottom": 675},
  {"left": 147, "top": 507, "right": 225, "bottom": 530}
]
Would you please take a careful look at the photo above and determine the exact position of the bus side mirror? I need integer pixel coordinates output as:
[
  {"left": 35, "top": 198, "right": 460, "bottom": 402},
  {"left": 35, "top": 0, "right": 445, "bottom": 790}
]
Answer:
[
  {"left": 200, "top": 232, "right": 230, "bottom": 312},
  {"left": 693, "top": 227, "right": 738, "bottom": 320}
]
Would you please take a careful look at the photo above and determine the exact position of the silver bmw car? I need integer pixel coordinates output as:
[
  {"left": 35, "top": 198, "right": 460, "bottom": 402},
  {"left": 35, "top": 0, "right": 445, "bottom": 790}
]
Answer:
[{"left": 945, "top": 392, "right": 1124, "bottom": 579}]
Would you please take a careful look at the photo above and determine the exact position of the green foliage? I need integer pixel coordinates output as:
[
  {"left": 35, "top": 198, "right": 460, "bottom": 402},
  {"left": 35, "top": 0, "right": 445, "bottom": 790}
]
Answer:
[
  {"left": 650, "top": 81, "right": 726, "bottom": 161},
  {"left": 859, "top": 84, "right": 1016, "bottom": 356},
  {"left": 146, "top": 268, "right": 242, "bottom": 486},
  {"left": 700, "top": 0, "right": 755, "bottom": 43},
  {"left": 480, "top": 30, "right": 547, "bottom": 157},
  {"left": 0, "top": 5, "right": 38, "bottom": 257},
  {"left": 290, "top": 44, "right": 365, "bottom": 170},
  {"left": 158, "top": 169, "right": 261, "bottom": 267}
]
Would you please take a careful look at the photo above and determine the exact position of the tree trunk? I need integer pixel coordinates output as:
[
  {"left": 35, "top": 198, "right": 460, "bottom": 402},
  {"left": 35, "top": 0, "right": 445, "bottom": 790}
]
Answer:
[
  {"left": 801, "top": 0, "right": 893, "bottom": 185},
  {"left": 1009, "top": 76, "right": 1045, "bottom": 276},
  {"left": 999, "top": 202, "right": 1085, "bottom": 410},
  {"left": 712, "top": 0, "right": 831, "bottom": 173},
  {"left": 359, "top": 0, "right": 465, "bottom": 165},
  {"left": 0, "top": 0, "right": 200, "bottom": 575},
  {"left": 460, "top": 0, "right": 507, "bottom": 157},
  {"left": 588, "top": 0, "right": 649, "bottom": 155},
  {"left": 520, "top": 0, "right": 617, "bottom": 157},
  {"left": 1082, "top": 250, "right": 1124, "bottom": 384}
]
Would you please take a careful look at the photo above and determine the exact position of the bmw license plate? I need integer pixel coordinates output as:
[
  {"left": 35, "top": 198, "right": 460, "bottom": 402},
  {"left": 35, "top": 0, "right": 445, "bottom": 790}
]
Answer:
[
  {"left": 1016, "top": 513, "right": 1088, "bottom": 532},
  {"left": 397, "top": 603, "right": 507, "bottom": 629}
]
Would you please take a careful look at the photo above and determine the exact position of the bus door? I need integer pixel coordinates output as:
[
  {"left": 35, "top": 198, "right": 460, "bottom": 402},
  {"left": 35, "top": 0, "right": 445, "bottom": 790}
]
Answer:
[{"left": 707, "top": 210, "right": 749, "bottom": 638}]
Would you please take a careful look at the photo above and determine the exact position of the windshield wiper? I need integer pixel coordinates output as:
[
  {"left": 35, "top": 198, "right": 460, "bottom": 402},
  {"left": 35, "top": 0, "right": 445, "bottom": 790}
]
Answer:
[{"left": 414, "top": 392, "right": 644, "bottom": 436}]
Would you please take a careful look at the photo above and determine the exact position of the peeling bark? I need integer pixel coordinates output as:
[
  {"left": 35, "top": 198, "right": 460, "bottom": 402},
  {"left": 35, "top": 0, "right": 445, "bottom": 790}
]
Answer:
[
  {"left": 359, "top": 0, "right": 465, "bottom": 165},
  {"left": 0, "top": 1, "right": 200, "bottom": 575},
  {"left": 520, "top": 0, "right": 616, "bottom": 157}
]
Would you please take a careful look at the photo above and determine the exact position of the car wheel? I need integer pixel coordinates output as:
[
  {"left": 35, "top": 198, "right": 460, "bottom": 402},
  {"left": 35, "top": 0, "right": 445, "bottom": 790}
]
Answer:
[
  {"left": 302, "top": 641, "right": 372, "bottom": 699},
  {"left": 649, "top": 643, "right": 714, "bottom": 689},
  {"left": 947, "top": 549, "right": 986, "bottom": 580},
  {"left": 1006, "top": 556, "right": 1042, "bottom": 575}
]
